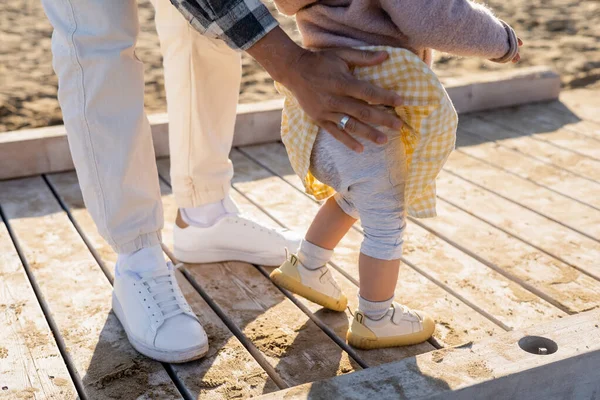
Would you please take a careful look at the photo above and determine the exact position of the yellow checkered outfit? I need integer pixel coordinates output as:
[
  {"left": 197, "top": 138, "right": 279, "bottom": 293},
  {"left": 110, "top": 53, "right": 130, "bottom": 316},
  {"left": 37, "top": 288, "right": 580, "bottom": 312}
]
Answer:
[{"left": 275, "top": 46, "right": 458, "bottom": 218}]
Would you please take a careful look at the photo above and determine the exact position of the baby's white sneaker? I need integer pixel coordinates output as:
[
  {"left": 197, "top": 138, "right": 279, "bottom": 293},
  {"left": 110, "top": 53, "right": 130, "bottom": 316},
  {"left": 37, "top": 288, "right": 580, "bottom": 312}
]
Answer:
[
  {"left": 270, "top": 253, "right": 347, "bottom": 311},
  {"left": 347, "top": 302, "right": 435, "bottom": 349}
]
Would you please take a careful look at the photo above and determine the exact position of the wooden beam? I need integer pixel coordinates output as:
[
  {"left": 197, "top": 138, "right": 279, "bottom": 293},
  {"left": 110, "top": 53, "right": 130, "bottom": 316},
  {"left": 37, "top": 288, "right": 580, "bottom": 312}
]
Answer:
[
  {"left": 0, "top": 67, "right": 559, "bottom": 181},
  {"left": 441, "top": 66, "right": 560, "bottom": 114},
  {"left": 254, "top": 309, "right": 600, "bottom": 400}
]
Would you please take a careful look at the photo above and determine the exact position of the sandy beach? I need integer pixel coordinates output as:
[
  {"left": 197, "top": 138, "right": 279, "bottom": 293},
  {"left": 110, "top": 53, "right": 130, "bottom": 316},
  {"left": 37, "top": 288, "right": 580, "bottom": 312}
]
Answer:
[{"left": 1, "top": 0, "right": 599, "bottom": 132}]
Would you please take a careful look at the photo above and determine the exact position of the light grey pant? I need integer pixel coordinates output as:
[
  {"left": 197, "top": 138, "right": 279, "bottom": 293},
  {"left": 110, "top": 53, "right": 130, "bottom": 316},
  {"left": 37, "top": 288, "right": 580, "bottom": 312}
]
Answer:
[{"left": 310, "top": 129, "right": 407, "bottom": 260}]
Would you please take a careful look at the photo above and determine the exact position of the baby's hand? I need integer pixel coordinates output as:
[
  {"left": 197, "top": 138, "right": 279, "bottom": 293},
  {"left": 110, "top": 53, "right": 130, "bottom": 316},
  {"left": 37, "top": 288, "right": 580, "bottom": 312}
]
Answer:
[{"left": 512, "top": 38, "right": 524, "bottom": 63}]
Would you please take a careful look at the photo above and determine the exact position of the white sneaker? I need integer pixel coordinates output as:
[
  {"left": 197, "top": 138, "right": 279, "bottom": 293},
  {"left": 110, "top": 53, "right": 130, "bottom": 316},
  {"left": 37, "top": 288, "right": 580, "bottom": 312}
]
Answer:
[
  {"left": 173, "top": 210, "right": 302, "bottom": 266},
  {"left": 112, "top": 261, "right": 209, "bottom": 363},
  {"left": 270, "top": 253, "right": 347, "bottom": 311},
  {"left": 347, "top": 302, "right": 435, "bottom": 349}
]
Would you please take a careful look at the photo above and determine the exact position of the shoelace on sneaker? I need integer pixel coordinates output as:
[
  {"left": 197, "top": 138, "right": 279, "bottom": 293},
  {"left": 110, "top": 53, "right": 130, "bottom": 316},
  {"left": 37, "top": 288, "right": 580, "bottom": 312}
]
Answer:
[
  {"left": 231, "top": 215, "right": 291, "bottom": 238},
  {"left": 139, "top": 265, "right": 188, "bottom": 320}
]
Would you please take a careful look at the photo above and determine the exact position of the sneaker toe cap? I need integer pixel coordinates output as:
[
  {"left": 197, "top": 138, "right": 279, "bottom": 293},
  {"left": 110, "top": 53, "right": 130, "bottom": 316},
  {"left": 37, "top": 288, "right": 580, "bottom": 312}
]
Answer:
[
  {"left": 155, "top": 315, "right": 208, "bottom": 351},
  {"left": 415, "top": 310, "right": 436, "bottom": 336}
]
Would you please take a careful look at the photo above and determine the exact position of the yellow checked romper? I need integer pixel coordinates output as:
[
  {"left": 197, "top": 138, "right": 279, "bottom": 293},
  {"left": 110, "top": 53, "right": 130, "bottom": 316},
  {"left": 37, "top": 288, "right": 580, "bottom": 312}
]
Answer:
[{"left": 277, "top": 46, "right": 457, "bottom": 262}]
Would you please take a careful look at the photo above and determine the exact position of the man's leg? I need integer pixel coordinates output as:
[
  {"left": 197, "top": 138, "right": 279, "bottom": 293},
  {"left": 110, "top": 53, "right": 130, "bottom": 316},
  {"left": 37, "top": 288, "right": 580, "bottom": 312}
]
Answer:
[
  {"left": 153, "top": 0, "right": 301, "bottom": 265},
  {"left": 41, "top": 0, "right": 207, "bottom": 363}
]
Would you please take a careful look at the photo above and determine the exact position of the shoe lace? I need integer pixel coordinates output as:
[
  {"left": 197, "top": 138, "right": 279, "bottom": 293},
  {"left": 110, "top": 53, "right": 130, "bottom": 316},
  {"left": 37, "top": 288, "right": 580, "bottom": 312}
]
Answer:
[
  {"left": 232, "top": 215, "right": 289, "bottom": 237},
  {"left": 139, "top": 265, "right": 186, "bottom": 320}
]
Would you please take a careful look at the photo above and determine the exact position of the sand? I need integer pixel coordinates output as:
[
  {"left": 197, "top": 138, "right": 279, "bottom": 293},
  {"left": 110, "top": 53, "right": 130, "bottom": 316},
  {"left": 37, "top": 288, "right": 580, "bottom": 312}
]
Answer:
[{"left": 1, "top": 0, "right": 599, "bottom": 132}]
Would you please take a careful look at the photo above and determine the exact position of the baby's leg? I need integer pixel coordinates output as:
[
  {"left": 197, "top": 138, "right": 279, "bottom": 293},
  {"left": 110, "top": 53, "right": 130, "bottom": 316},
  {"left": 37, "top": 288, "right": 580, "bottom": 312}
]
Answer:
[
  {"left": 342, "top": 136, "right": 435, "bottom": 348},
  {"left": 305, "top": 195, "right": 357, "bottom": 250},
  {"left": 270, "top": 196, "right": 351, "bottom": 311}
]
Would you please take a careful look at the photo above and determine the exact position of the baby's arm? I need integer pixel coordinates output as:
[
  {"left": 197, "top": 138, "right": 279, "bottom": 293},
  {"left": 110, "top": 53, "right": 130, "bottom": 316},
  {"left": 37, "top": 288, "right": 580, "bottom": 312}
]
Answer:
[{"left": 381, "top": 0, "right": 519, "bottom": 63}]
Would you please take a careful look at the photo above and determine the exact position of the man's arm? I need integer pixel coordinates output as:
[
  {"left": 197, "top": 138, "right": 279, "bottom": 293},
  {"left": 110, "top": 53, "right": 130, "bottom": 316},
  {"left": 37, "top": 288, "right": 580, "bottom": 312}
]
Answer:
[{"left": 171, "top": 0, "right": 403, "bottom": 152}]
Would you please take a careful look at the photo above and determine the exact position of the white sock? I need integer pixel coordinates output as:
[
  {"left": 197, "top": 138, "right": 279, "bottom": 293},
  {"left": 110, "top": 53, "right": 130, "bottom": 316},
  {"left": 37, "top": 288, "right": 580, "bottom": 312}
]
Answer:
[
  {"left": 117, "top": 244, "right": 166, "bottom": 274},
  {"left": 181, "top": 196, "right": 239, "bottom": 227},
  {"left": 358, "top": 295, "right": 394, "bottom": 320},
  {"left": 297, "top": 239, "right": 333, "bottom": 270}
]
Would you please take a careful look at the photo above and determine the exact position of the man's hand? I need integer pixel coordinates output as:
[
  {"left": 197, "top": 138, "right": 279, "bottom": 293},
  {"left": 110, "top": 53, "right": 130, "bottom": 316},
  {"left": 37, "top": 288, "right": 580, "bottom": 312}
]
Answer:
[{"left": 248, "top": 27, "right": 403, "bottom": 152}]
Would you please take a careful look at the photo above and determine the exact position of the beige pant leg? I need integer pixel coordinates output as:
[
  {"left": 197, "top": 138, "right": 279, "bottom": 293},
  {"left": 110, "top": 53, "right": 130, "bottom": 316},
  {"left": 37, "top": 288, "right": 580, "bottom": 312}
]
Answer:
[{"left": 152, "top": 0, "right": 242, "bottom": 207}]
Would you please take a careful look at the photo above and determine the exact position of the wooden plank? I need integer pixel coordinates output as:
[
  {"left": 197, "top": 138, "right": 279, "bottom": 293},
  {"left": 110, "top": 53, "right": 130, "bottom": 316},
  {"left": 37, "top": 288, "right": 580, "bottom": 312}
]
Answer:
[
  {"left": 156, "top": 158, "right": 436, "bottom": 367},
  {"left": 239, "top": 144, "right": 566, "bottom": 331},
  {"left": 441, "top": 66, "right": 560, "bottom": 114},
  {"left": 507, "top": 101, "right": 600, "bottom": 139},
  {"left": 479, "top": 107, "right": 600, "bottom": 160},
  {"left": 456, "top": 123, "right": 600, "bottom": 210},
  {"left": 458, "top": 115, "right": 600, "bottom": 182},
  {"left": 554, "top": 88, "right": 600, "bottom": 124},
  {"left": 47, "top": 171, "right": 280, "bottom": 399},
  {"left": 436, "top": 171, "right": 600, "bottom": 281},
  {"left": 0, "top": 67, "right": 560, "bottom": 181},
  {"left": 230, "top": 149, "right": 505, "bottom": 346},
  {"left": 0, "top": 177, "right": 182, "bottom": 399},
  {"left": 155, "top": 160, "right": 362, "bottom": 387},
  {"left": 419, "top": 199, "right": 600, "bottom": 314},
  {"left": 255, "top": 309, "right": 600, "bottom": 400},
  {"left": 0, "top": 217, "right": 77, "bottom": 399},
  {"left": 447, "top": 143, "right": 600, "bottom": 239}
]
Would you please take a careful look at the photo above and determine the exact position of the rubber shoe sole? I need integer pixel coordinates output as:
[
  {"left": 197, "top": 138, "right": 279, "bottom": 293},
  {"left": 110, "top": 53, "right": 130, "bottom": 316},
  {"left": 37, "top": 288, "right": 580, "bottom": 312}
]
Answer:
[
  {"left": 270, "top": 268, "right": 347, "bottom": 312},
  {"left": 174, "top": 247, "right": 285, "bottom": 267},
  {"left": 112, "top": 293, "right": 209, "bottom": 363},
  {"left": 347, "top": 315, "right": 435, "bottom": 350}
]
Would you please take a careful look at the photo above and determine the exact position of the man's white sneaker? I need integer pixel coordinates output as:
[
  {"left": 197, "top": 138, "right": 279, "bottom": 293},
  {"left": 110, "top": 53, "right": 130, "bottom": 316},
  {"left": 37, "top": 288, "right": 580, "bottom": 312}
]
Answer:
[
  {"left": 173, "top": 210, "right": 302, "bottom": 266},
  {"left": 347, "top": 302, "right": 435, "bottom": 349},
  {"left": 112, "top": 260, "right": 208, "bottom": 363},
  {"left": 270, "top": 253, "right": 347, "bottom": 311}
]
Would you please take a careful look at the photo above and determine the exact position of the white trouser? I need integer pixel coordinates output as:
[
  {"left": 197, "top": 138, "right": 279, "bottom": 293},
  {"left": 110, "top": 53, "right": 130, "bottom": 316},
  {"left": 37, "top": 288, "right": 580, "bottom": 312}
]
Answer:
[{"left": 41, "top": 0, "right": 242, "bottom": 253}]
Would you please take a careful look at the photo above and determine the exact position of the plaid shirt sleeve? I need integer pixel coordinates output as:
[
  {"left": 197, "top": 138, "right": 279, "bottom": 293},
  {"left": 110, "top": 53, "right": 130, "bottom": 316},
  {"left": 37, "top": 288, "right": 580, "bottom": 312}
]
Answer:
[{"left": 169, "top": 0, "right": 279, "bottom": 51}]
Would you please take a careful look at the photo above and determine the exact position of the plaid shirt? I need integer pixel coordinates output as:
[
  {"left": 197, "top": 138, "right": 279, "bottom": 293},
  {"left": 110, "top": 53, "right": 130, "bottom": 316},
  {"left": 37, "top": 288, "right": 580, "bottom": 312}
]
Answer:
[
  {"left": 170, "top": 0, "right": 279, "bottom": 50},
  {"left": 276, "top": 46, "right": 458, "bottom": 218}
]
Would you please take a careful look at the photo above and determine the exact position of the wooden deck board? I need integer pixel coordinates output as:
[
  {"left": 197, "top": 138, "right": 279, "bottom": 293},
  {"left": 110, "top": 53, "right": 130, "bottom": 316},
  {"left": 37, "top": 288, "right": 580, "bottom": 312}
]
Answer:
[
  {"left": 0, "top": 177, "right": 182, "bottom": 400},
  {"left": 554, "top": 88, "right": 600, "bottom": 124},
  {"left": 230, "top": 149, "right": 506, "bottom": 346},
  {"left": 156, "top": 158, "right": 435, "bottom": 367},
  {"left": 436, "top": 171, "right": 600, "bottom": 281},
  {"left": 155, "top": 160, "right": 362, "bottom": 388},
  {"left": 458, "top": 115, "right": 600, "bottom": 183},
  {"left": 446, "top": 147, "right": 600, "bottom": 238},
  {"left": 239, "top": 144, "right": 566, "bottom": 331},
  {"left": 0, "top": 216, "right": 77, "bottom": 399},
  {"left": 479, "top": 107, "right": 600, "bottom": 160},
  {"left": 511, "top": 101, "right": 600, "bottom": 139},
  {"left": 455, "top": 129, "right": 600, "bottom": 212},
  {"left": 46, "top": 171, "right": 280, "bottom": 399},
  {"left": 418, "top": 200, "right": 600, "bottom": 314}
]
